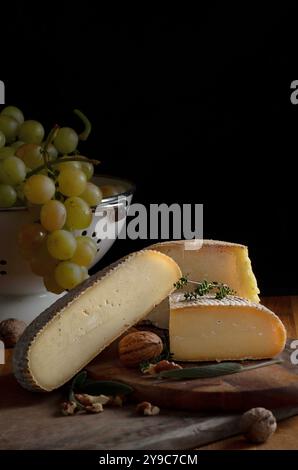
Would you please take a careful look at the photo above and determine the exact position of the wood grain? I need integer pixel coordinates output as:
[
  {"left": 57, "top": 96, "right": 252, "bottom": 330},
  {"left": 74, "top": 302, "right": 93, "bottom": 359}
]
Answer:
[
  {"left": 0, "top": 373, "right": 245, "bottom": 450},
  {"left": 0, "top": 296, "right": 298, "bottom": 450},
  {"left": 1, "top": 371, "right": 298, "bottom": 450},
  {"left": 86, "top": 343, "right": 298, "bottom": 412}
]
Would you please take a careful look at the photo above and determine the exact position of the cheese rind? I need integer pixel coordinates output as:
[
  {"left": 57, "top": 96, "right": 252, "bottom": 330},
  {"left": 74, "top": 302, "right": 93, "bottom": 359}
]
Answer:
[
  {"left": 13, "top": 250, "right": 181, "bottom": 392},
  {"left": 170, "top": 294, "right": 286, "bottom": 361},
  {"left": 146, "top": 239, "right": 260, "bottom": 328}
]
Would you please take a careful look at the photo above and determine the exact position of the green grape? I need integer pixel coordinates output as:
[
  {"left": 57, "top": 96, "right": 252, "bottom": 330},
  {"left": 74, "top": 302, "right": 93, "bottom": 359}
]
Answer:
[
  {"left": 0, "top": 115, "right": 19, "bottom": 143},
  {"left": 55, "top": 261, "right": 82, "bottom": 289},
  {"left": 81, "top": 182, "right": 103, "bottom": 206},
  {"left": 43, "top": 273, "right": 65, "bottom": 294},
  {"left": 1, "top": 106, "right": 24, "bottom": 124},
  {"left": 40, "top": 200, "right": 66, "bottom": 232},
  {"left": 77, "top": 235, "right": 97, "bottom": 253},
  {"left": 47, "top": 229, "right": 77, "bottom": 260},
  {"left": 70, "top": 236, "right": 96, "bottom": 266},
  {"left": 64, "top": 196, "right": 92, "bottom": 230},
  {"left": 0, "top": 146, "right": 15, "bottom": 159},
  {"left": 16, "top": 143, "right": 43, "bottom": 169},
  {"left": 0, "top": 156, "right": 26, "bottom": 185},
  {"left": 56, "top": 160, "right": 81, "bottom": 171},
  {"left": 58, "top": 168, "right": 87, "bottom": 197},
  {"left": 43, "top": 143, "right": 58, "bottom": 161},
  {"left": 80, "top": 266, "right": 89, "bottom": 281},
  {"left": 0, "top": 131, "right": 5, "bottom": 148},
  {"left": 18, "top": 223, "right": 47, "bottom": 259},
  {"left": 11, "top": 140, "right": 25, "bottom": 150},
  {"left": 24, "top": 174, "right": 55, "bottom": 204},
  {"left": 18, "top": 120, "right": 45, "bottom": 144},
  {"left": 0, "top": 184, "right": 17, "bottom": 207},
  {"left": 53, "top": 127, "right": 78, "bottom": 154},
  {"left": 30, "top": 241, "right": 59, "bottom": 277},
  {"left": 79, "top": 156, "right": 94, "bottom": 180}
]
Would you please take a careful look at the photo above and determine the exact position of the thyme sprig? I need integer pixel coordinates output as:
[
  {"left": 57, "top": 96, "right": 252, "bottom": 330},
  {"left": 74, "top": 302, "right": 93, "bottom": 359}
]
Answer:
[{"left": 174, "top": 276, "right": 236, "bottom": 300}]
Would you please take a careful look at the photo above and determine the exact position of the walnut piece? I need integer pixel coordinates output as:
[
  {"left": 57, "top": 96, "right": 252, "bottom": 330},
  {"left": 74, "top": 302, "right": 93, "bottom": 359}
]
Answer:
[
  {"left": 136, "top": 401, "right": 160, "bottom": 416},
  {"left": 85, "top": 403, "right": 104, "bottom": 413},
  {"left": 0, "top": 318, "right": 27, "bottom": 348},
  {"left": 75, "top": 393, "right": 110, "bottom": 407},
  {"left": 153, "top": 360, "right": 182, "bottom": 373},
  {"left": 240, "top": 407, "right": 277, "bottom": 443},
  {"left": 61, "top": 401, "right": 77, "bottom": 416},
  {"left": 118, "top": 330, "right": 163, "bottom": 367},
  {"left": 144, "top": 360, "right": 182, "bottom": 375},
  {"left": 75, "top": 393, "right": 123, "bottom": 408}
]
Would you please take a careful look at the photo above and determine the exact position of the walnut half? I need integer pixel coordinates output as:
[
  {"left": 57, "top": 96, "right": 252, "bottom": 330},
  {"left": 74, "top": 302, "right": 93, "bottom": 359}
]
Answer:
[
  {"left": 136, "top": 401, "right": 160, "bottom": 416},
  {"left": 144, "top": 359, "right": 182, "bottom": 375}
]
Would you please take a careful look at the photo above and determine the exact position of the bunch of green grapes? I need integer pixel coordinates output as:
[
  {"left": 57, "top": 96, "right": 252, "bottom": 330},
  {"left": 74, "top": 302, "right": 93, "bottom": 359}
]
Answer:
[{"left": 0, "top": 105, "right": 105, "bottom": 294}]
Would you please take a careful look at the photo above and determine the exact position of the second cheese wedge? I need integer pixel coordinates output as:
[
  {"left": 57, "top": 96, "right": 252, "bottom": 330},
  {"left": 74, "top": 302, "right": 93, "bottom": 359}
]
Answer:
[
  {"left": 149, "top": 239, "right": 260, "bottom": 302},
  {"left": 13, "top": 250, "right": 181, "bottom": 392},
  {"left": 170, "top": 294, "right": 286, "bottom": 361},
  {"left": 146, "top": 239, "right": 260, "bottom": 328}
]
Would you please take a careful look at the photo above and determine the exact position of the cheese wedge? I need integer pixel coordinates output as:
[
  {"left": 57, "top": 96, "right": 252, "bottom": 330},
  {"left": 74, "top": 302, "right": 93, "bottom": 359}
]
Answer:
[
  {"left": 169, "top": 293, "right": 286, "bottom": 361},
  {"left": 13, "top": 250, "right": 181, "bottom": 392},
  {"left": 146, "top": 239, "right": 260, "bottom": 328}
]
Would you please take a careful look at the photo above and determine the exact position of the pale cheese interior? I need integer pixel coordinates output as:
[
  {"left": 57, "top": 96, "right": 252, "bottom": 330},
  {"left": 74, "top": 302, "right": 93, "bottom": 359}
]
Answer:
[
  {"left": 147, "top": 240, "right": 260, "bottom": 328},
  {"left": 153, "top": 241, "right": 259, "bottom": 302},
  {"left": 28, "top": 251, "right": 181, "bottom": 390},
  {"left": 170, "top": 302, "right": 286, "bottom": 361}
]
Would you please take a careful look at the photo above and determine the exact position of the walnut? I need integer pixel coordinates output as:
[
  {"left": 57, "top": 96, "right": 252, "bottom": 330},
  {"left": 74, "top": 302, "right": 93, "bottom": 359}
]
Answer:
[
  {"left": 136, "top": 401, "right": 160, "bottom": 416},
  {"left": 240, "top": 407, "right": 277, "bottom": 443},
  {"left": 85, "top": 403, "right": 104, "bottom": 413},
  {"left": 153, "top": 360, "right": 182, "bottom": 373},
  {"left": 61, "top": 401, "right": 77, "bottom": 416},
  {"left": 118, "top": 331, "right": 163, "bottom": 367},
  {"left": 75, "top": 393, "right": 110, "bottom": 407},
  {"left": 0, "top": 318, "right": 27, "bottom": 348}
]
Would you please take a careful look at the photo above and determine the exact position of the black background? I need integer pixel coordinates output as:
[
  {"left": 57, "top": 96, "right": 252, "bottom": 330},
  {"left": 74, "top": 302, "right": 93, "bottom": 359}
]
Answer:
[{"left": 1, "top": 3, "right": 298, "bottom": 296}]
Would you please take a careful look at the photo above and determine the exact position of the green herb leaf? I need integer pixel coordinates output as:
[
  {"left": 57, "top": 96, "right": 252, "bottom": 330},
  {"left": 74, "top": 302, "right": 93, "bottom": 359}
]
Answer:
[
  {"left": 174, "top": 277, "right": 236, "bottom": 300},
  {"left": 79, "top": 380, "right": 133, "bottom": 396},
  {"left": 174, "top": 276, "right": 189, "bottom": 289},
  {"left": 157, "top": 359, "right": 282, "bottom": 380},
  {"left": 71, "top": 370, "right": 88, "bottom": 391}
]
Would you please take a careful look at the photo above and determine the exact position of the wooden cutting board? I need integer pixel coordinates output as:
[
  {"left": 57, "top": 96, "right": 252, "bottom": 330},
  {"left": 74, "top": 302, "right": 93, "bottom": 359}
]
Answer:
[
  {"left": 1, "top": 366, "right": 298, "bottom": 450},
  {"left": 86, "top": 296, "right": 298, "bottom": 413},
  {"left": 1, "top": 296, "right": 298, "bottom": 450},
  {"left": 86, "top": 340, "right": 298, "bottom": 412}
]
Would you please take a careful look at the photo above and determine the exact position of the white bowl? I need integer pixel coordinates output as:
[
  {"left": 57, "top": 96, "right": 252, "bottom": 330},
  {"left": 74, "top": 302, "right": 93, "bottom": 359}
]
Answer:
[{"left": 0, "top": 175, "right": 134, "bottom": 323}]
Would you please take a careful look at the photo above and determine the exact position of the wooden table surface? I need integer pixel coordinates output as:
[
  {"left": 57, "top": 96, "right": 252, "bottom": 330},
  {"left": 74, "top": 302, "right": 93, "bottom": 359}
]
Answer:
[
  {"left": 1, "top": 296, "right": 298, "bottom": 450},
  {"left": 200, "top": 296, "right": 298, "bottom": 450}
]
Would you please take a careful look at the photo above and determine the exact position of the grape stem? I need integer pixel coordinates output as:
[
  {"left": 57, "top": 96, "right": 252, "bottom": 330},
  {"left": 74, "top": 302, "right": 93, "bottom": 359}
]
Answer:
[
  {"left": 74, "top": 109, "right": 92, "bottom": 141},
  {"left": 41, "top": 124, "right": 60, "bottom": 172},
  {"left": 26, "top": 157, "right": 100, "bottom": 178}
]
